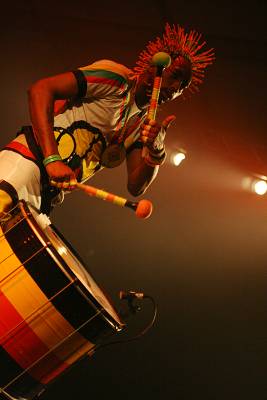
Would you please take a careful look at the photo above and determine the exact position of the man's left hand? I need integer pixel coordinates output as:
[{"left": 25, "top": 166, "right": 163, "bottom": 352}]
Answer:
[{"left": 140, "top": 115, "right": 176, "bottom": 150}]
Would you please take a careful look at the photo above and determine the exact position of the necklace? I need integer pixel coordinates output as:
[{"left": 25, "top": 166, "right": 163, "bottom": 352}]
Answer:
[
  {"left": 100, "top": 142, "right": 126, "bottom": 168},
  {"left": 100, "top": 78, "right": 137, "bottom": 169}
]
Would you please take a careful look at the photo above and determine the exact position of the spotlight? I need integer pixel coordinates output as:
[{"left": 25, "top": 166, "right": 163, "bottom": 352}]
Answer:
[
  {"left": 242, "top": 175, "right": 267, "bottom": 196},
  {"left": 253, "top": 179, "right": 267, "bottom": 196},
  {"left": 170, "top": 149, "right": 186, "bottom": 167}
]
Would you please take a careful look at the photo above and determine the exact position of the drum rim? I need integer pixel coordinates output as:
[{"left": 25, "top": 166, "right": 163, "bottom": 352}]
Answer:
[{"left": 19, "top": 200, "right": 125, "bottom": 331}]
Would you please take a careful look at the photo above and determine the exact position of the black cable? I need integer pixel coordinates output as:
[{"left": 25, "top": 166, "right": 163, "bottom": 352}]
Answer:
[{"left": 93, "top": 295, "right": 157, "bottom": 352}]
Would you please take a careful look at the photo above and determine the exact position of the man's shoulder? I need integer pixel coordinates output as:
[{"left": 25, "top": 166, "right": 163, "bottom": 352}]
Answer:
[{"left": 79, "top": 59, "right": 134, "bottom": 81}]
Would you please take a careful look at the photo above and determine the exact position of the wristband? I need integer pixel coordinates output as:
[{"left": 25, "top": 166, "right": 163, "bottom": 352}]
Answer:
[
  {"left": 43, "top": 154, "right": 62, "bottom": 167},
  {"left": 144, "top": 146, "right": 166, "bottom": 167}
]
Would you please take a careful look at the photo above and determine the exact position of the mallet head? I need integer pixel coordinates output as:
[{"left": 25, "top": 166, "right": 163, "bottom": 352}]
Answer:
[
  {"left": 151, "top": 52, "right": 172, "bottom": 69},
  {"left": 135, "top": 199, "right": 153, "bottom": 219}
]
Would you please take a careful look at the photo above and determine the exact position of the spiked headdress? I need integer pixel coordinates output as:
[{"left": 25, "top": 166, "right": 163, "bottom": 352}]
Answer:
[{"left": 134, "top": 23, "right": 215, "bottom": 94}]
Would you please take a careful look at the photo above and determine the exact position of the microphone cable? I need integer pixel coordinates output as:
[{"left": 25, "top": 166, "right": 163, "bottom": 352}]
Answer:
[{"left": 91, "top": 293, "right": 157, "bottom": 353}]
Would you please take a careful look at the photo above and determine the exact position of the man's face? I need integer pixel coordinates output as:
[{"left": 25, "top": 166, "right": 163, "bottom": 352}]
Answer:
[{"left": 135, "top": 56, "right": 192, "bottom": 110}]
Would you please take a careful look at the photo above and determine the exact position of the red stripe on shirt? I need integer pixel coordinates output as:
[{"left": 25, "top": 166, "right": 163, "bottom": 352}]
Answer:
[
  {"left": 85, "top": 75, "right": 125, "bottom": 89},
  {"left": 125, "top": 115, "right": 144, "bottom": 138},
  {"left": 54, "top": 99, "right": 68, "bottom": 116},
  {"left": 5, "top": 142, "right": 36, "bottom": 161}
]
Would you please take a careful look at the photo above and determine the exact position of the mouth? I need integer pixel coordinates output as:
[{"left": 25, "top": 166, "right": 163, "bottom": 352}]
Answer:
[
  {"left": 145, "top": 84, "right": 153, "bottom": 97},
  {"left": 145, "top": 88, "right": 171, "bottom": 105},
  {"left": 159, "top": 91, "right": 172, "bottom": 104},
  {"left": 145, "top": 88, "right": 175, "bottom": 105}
]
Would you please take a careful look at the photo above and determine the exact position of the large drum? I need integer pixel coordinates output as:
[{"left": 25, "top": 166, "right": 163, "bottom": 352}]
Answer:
[{"left": 0, "top": 201, "right": 125, "bottom": 400}]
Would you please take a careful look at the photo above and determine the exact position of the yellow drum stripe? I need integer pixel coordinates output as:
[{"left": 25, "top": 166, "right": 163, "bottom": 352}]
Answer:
[{"left": 0, "top": 226, "right": 94, "bottom": 366}]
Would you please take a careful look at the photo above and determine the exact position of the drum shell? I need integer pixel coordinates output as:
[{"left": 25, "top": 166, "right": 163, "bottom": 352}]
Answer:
[{"left": 0, "top": 202, "right": 124, "bottom": 399}]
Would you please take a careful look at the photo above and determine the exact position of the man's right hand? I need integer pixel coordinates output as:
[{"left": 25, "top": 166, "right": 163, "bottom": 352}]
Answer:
[{"left": 45, "top": 161, "right": 77, "bottom": 190}]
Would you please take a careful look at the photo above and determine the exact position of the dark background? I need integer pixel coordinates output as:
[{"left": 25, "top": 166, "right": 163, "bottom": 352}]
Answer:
[{"left": 1, "top": 1, "right": 267, "bottom": 399}]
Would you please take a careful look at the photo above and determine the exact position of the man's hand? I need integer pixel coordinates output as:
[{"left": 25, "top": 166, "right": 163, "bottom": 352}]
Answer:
[
  {"left": 45, "top": 161, "right": 77, "bottom": 190},
  {"left": 140, "top": 115, "right": 176, "bottom": 150}
]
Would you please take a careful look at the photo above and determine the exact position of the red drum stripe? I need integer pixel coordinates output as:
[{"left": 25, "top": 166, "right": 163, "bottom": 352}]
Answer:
[
  {"left": 0, "top": 289, "right": 69, "bottom": 384},
  {"left": 0, "top": 225, "right": 94, "bottom": 383}
]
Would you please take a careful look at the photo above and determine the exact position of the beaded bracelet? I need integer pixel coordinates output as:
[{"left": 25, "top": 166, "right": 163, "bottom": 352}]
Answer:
[{"left": 43, "top": 154, "right": 62, "bottom": 167}]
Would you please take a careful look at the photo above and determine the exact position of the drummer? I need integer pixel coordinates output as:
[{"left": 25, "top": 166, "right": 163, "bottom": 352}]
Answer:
[{"left": 0, "top": 23, "right": 214, "bottom": 217}]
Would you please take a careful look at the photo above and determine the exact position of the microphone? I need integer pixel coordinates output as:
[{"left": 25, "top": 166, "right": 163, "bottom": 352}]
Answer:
[{"left": 119, "top": 290, "right": 145, "bottom": 300}]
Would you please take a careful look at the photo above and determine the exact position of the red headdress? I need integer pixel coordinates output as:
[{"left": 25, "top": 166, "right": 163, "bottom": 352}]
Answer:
[{"left": 134, "top": 23, "right": 215, "bottom": 94}]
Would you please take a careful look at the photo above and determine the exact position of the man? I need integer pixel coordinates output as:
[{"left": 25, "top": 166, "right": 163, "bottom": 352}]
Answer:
[{"left": 0, "top": 23, "right": 214, "bottom": 217}]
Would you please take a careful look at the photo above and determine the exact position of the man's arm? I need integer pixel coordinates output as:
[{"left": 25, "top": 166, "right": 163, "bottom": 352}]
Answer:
[
  {"left": 126, "top": 115, "right": 176, "bottom": 196},
  {"left": 126, "top": 147, "right": 159, "bottom": 196},
  {"left": 28, "top": 72, "right": 79, "bottom": 187}
]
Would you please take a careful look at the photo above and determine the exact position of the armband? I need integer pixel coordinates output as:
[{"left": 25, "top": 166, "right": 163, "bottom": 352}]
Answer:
[
  {"left": 43, "top": 154, "right": 62, "bottom": 167},
  {"left": 144, "top": 146, "right": 166, "bottom": 167}
]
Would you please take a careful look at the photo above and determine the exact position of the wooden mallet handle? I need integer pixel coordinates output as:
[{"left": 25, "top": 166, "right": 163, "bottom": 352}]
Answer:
[
  {"left": 147, "top": 52, "right": 172, "bottom": 120},
  {"left": 76, "top": 183, "right": 153, "bottom": 219}
]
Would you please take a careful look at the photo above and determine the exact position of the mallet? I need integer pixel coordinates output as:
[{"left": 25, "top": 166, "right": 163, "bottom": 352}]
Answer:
[
  {"left": 147, "top": 51, "right": 172, "bottom": 120},
  {"left": 76, "top": 182, "right": 153, "bottom": 219},
  {"left": 142, "top": 51, "right": 171, "bottom": 155}
]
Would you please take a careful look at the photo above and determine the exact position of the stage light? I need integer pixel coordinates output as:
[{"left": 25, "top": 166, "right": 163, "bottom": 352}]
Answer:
[
  {"left": 171, "top": 150, "right": 186, "bottom": 167},
  {"left": 253, "top": 179, "right": 267, "bottom": 195},
  {"left": 241, "top": 174, "right": 267, "bottom": 196}
]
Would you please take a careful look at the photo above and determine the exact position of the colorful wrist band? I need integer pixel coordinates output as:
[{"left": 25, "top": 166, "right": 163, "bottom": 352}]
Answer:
[
  {"left": 43, "top": 154, "right": 62, "bottom": 167},
  {"left": 144, "top": 149, "right": 166, "bottom": 167},
  {"left": 148, "top": 145, "right": 165, "bottom": 158}
]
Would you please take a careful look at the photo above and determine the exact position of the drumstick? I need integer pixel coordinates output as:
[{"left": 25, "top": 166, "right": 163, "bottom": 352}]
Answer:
[
  {"left": 142, "top": 52, "right": 171, "bottom": 156},
  {"left": 147, "top": 51, "right": 172, "bottom": 120},
  {"left": 76, "top": 183, "right": 153, "bottom": 219}
]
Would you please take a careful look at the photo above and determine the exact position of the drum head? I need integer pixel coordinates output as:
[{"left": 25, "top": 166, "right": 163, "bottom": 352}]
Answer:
[{"left": 27, "top": 203, "right": 124, "bottom": 330}]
